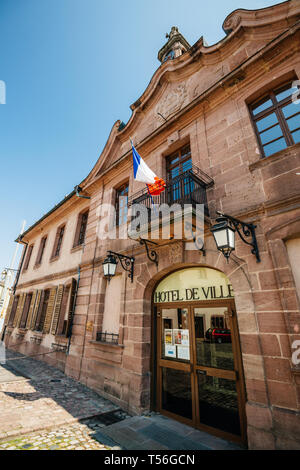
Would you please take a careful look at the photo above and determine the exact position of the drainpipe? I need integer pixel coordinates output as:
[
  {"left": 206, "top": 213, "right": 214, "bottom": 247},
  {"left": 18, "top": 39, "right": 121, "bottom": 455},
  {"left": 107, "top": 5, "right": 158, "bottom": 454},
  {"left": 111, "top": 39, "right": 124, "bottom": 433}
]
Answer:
[
  {"left": 66, "top": 186, "right": 89, "bottom": 356},
  {"left": 66, "top": 266, "right": 81, "bottom": 354},
  {"left": 12, "top": 238, "right": 28, "bottom": 295},
  {"left": 75, "top": 185, "right": 91, "bottom": 200}
]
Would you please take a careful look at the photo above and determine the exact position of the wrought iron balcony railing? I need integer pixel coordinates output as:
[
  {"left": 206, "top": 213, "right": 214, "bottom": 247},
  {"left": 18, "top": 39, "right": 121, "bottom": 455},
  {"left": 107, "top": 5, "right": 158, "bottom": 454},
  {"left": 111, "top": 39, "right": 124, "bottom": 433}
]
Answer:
[{"left": 128, "top": 164, "right": 214, "bottom": 217}]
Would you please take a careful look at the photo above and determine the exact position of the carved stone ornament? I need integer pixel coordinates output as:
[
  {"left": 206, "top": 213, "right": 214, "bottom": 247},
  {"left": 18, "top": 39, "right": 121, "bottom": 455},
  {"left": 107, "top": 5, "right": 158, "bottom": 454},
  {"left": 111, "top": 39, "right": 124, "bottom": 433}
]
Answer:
[
  {"left": 223, "top": 15, "right": 241, "bottom": 34},
  {"left": 168, "top": 242, "right": 183, "bottom": 264},
  {"left": 155, "top": 83, "right": 188, "bottom": 123}
]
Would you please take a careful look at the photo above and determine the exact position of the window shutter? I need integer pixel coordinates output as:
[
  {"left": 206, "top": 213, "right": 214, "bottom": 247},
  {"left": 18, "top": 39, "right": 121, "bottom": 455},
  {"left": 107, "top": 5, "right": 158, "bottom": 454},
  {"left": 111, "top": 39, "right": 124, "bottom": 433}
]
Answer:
[
  {"left": 25, "top": 291, "right": 38, "bottom": 330},
  {"left": 4, "top": 295, "right": 14, "bottom": 326},
  {"left": 50, "top": 285, "right": 64, "bottom": 335},
  {"left": 13, "top": 293, "right": 26, "bottom": 328},
  {"left": 30, "top": 290, "right": 42, "bottom": 330},
  {"left": 43, "top": 287, "right": 57, "bottom": 334},
  {"left": 66, "top": 278, "right": 77, "bottom": 338}
]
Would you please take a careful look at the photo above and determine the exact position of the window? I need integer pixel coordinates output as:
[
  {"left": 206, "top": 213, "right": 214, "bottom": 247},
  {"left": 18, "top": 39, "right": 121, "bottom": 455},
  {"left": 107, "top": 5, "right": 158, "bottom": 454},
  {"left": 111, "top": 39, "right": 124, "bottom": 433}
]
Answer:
[
  {"left": 35, "top": 237, "right": 47, "bottom": 266},
  {"left": 166, "top": 144, "right": 193, "bottom": 203},
  {"left": 116, "top": 183, "right": 129, "bottom": 226},
  {"left": 56, "top": 285, "right": 70, "bottom": 335},
  {"left": 250, "top": 81, "right": 300, "bottom": 158},
  {"left": 167, "top": 144, "right": 192, "bottom": 179},
  {"left": 8, "top": 296, "right": 19, "bottom": 326},
  {"left": 74, "top": 211, "right": 89, "bottom": 247},
  {"left": 23, "top": 245, "right": 34, "bottom": 272},
  {"left": 34, "top": 290, "right": 50, "bottom": 331},
  {"left": 211, "top": 316, "right": 225, "bottom": 329},
  {"left": 19, "top": 293, "right": 32, "bottom": 329},
  {"left": 51, "top": 225, "right": 65, "bottom": 259},
  {"left": 163, "top": 50, "right": 175, "bottom": 62}
]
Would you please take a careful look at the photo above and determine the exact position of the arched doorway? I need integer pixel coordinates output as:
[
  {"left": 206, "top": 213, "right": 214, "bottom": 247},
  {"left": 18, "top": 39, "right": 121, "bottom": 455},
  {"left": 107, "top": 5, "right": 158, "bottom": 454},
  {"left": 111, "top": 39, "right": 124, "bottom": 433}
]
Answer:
[{"left": 152, "top": 267, "right": 247, "bottom": 445}]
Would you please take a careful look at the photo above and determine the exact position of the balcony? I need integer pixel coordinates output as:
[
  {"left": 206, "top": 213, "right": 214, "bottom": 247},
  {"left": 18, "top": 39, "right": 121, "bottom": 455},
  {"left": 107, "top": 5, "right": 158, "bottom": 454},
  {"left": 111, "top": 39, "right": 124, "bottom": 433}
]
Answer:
[{"left": 128, "top": 164, "right": 214, "bottom": 217}]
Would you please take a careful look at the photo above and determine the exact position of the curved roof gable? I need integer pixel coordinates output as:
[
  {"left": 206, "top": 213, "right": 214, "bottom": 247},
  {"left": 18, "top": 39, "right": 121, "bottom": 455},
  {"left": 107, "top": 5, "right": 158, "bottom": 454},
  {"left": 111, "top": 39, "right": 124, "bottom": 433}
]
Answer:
[{"left": 76, "top": 0, "right": 300, "bottom": 190}]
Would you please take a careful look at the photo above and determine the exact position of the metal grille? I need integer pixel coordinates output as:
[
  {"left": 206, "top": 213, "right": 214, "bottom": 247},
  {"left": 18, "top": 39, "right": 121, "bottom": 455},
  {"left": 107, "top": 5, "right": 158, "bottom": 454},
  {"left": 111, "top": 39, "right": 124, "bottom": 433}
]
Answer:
[
  {"left": 128, "top": 164, "right": 213, "bottom": 217},
  {"left": 96, "top": 332, "right": 119, "bottom": 345}
]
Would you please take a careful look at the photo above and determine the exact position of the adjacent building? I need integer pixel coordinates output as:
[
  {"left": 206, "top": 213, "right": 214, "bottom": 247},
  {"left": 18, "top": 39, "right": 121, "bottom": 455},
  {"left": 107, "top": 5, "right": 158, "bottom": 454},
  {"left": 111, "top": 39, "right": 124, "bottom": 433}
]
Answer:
[{"left": 3, "top": 0, "right": 300, "bottom": 449}]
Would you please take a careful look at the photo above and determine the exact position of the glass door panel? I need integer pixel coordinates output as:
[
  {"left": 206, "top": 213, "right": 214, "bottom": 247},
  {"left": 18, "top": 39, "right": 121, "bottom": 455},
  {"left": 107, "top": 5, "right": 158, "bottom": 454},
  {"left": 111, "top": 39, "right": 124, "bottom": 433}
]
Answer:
[
  {"left": 162, "top": 368, "right": 193, "bottom": 420},
  {"left": 161, "top": 308, "right": 190, "bottom": 363},
  {"left": 194, "top": 307, "right": 234, "bottom": 371},
  {"left": 157, "top": 302, "right": 245, "bottom": 440},
  {"left": 193, "top": 305, "right": 243, "bottom": 437},
  {"left": 197, "top": 373, "right": 241, "bottom": 436},
  {"left": 159, "top": 307, "right": 193, "bottom": 421}
]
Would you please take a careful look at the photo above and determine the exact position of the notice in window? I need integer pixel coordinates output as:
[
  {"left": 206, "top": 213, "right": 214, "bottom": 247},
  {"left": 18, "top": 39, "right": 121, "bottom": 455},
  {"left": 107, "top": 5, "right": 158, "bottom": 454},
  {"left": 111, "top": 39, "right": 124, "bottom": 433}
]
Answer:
[
  {"left": 165, "top": 345, "right": 176, "bottom": 358},
  {"left": 177, "top": 345, "right": 190, "bottom": 361},
  {"left": 174, "top": 329, "right": 182, "bottom": 345},
  {"left": 173, "top": 329, "right": 189, "bottom": 346},
  {"left": 181, "top": 329, "right": 189, "bottom": 346},
  {"left": 164, "top": 329, "right": 173, "bottom": 345}
]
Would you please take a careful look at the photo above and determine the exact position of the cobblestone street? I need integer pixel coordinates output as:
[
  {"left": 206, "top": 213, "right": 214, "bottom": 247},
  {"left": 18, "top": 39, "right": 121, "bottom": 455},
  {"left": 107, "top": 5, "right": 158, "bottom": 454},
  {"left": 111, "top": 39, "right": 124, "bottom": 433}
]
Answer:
[
  {"left": 0, "top": 419, "right": 121, "bottom": 450},
  {"left": 0, "top": 349, "right": 243, "bottom": 451},
  {"left": 0, "top": 349, "right": 121, "bottom": 442}
]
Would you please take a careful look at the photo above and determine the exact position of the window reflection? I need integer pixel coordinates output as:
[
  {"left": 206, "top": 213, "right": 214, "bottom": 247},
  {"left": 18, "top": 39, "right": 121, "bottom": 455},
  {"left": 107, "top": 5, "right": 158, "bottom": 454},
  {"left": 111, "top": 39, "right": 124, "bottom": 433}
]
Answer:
[
  {"left": 256, "top": 112, "right": 278, "bottom": 132},
  {"left": 275, "top": 85, "right": 298, "bottom": 102},
  {"left": 198, "top": 374, "right": 240, "bottom": 435},
  {"left": 287, "top": 114, "right": 300, "bottom": 131},
  {"left": 292, "top": 129, "right": 300, "bottom": 144},
  {"left": 250, "top": 82, "right": 300, "bottom": 157},
  {"left": 260, "top": 124, "right": 283, "bottom": 145},
  {"left": 263, "top": 138, "right": 287, "bottom": 157},
  {"left": 194, "top": 307, "right": 234, "bottom": 371},
  {"left": 252, "top": 98, "right": 273, "bottom": 115},
  {"left": 282, "top": 101, "right": 300, "bottom": 118},
  {"left": 162, "top": 368, "right": 192, "bottom": 419}
]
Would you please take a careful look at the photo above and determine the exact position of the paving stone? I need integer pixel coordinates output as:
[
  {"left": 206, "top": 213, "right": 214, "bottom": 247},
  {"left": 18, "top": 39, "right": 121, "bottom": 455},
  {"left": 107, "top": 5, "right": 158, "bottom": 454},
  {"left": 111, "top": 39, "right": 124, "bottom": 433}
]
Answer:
[
  {"left": 0, "top": 349, "right": 244, "bottom": 451},
  {"left": 0, "top": 349, "right": 119, "bottom": 440}
]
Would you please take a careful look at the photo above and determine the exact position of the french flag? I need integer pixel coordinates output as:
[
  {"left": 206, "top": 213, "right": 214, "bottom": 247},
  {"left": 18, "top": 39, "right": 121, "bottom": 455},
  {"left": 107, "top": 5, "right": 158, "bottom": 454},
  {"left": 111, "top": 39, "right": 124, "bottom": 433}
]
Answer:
[
  {"left": 130, "top": 140, "right": 166, "bottom": 196},
  {"left": 131, "top": 140, "right": 157, "bottom": 184}
]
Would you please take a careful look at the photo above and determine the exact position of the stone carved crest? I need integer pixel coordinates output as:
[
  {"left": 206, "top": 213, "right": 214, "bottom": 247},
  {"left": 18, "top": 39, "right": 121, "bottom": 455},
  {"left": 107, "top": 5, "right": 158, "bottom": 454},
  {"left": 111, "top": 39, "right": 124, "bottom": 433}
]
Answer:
[
  {"left": 155, "top": 83, "right": 188, "bottom": 123},
  {"left": 168, "top": 242, "right": 183, "bottom": 264}
]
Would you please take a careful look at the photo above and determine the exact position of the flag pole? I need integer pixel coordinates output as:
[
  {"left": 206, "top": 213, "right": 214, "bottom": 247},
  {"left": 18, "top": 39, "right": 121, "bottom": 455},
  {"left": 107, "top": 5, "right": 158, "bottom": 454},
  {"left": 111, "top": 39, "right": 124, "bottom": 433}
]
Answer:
[
  {"left": 146, "top": 184, "right": 158, "bottom": 217},
  {"left": 130, "top": 138, "right": 158, "bottom": 217}
]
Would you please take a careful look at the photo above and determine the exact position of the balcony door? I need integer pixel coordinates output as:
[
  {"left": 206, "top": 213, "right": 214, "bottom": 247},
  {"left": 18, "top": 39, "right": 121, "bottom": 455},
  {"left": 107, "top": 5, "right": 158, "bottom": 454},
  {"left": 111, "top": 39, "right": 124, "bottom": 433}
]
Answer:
[
  {"left": 166, "top": 144, "right": 194, "bottom": 204},
  {"left": 155, "top": 300, "right": 247, "bottom": 444}
]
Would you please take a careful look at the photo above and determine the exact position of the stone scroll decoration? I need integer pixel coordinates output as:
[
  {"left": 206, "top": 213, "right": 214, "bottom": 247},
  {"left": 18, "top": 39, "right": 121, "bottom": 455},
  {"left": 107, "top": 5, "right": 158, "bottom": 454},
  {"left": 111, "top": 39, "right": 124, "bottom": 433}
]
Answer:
[{"left": 223, "top": 15, "right": 241, "bottom": 34}]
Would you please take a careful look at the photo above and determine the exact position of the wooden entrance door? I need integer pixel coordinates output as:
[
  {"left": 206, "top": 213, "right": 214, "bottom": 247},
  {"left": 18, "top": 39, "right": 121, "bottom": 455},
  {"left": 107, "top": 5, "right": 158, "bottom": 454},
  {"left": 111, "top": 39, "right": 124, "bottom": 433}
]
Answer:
[{"left": 155, "top": 300, "right": 247, "bottom": 444}]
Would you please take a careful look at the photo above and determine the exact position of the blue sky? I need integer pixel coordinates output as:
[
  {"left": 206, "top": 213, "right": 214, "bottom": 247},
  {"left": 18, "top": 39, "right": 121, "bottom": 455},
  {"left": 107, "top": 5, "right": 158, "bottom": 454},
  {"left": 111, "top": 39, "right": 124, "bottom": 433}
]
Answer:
[{"left": 0, "top": 0, "right": 278, "bottom": 271}]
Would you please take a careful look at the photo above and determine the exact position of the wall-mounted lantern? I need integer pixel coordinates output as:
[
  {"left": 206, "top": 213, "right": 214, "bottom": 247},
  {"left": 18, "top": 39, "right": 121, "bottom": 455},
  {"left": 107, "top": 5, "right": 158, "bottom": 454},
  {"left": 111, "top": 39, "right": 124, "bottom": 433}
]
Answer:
[
  {"left": 102, "top": 251, "right": 135, "bottom": 283},
  {"left": 210, "top": 212, "right": 260, "bottom": 263}
]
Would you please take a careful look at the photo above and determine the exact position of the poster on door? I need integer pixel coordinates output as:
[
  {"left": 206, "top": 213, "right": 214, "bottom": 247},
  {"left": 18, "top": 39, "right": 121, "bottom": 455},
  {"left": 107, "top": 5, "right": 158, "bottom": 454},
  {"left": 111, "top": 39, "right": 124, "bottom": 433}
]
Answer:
[
  {"left": 165, "top": 345, "right": 176, "bottom": 358},
  {"left": 177, "top": 345, "right": 190, "bottom": 360},
  {"left": 164, "top": 328, "right": 190, "bottom": 361},
  {"left": 174, "top": 329, "right": 189, "bottom": 346},
  {"left": 164, "top": 329, "right": 173, "bottom": 345}
]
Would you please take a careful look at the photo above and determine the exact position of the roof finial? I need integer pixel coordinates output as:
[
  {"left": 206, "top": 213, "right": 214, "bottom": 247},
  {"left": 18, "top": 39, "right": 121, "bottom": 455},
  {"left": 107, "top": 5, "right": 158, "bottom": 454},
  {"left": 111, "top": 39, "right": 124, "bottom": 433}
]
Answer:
[{"left": 158, "top": 26, "right": 190, "bottom": 63}]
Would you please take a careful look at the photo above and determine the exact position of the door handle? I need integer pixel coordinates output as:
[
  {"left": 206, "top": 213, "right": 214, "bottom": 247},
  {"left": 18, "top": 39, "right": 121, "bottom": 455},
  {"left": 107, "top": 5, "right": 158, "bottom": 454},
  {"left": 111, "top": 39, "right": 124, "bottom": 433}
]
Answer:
[{"left": 197, "top": 369, "right": 207, "bottom": 376}]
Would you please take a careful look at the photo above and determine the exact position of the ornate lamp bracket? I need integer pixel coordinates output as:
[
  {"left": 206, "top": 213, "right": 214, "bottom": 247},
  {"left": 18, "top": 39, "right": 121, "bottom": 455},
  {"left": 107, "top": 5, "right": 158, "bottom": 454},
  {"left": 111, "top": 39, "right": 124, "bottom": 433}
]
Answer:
[
  {"left": 185, "top": 221, "right": 206, "bottom": 255},
  {"left": 216, "top": 211, "right": 260, "bottom": 262},
  {"left": 139, "top": 239, "right": 159, "bottom": 266},
  {"left": 108, "top": 251, "right": 135, "bottom": 282}
]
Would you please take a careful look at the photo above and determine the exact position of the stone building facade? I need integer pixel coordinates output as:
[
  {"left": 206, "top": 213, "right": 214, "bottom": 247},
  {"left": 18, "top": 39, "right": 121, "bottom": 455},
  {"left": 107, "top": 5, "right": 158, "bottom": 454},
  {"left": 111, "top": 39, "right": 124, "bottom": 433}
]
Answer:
[{"left": 2, "top": 0, "right": 300, "bottom": 449}]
